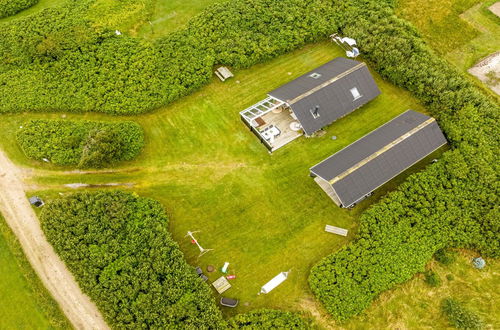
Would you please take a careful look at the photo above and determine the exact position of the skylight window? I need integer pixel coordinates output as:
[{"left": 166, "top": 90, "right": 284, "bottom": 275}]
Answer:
[
  {"left": 309, "top": 72, "right": 322, "bottom": 79},
  {"left": 350, "top": 87, "right": 362, "bottom": 100}
]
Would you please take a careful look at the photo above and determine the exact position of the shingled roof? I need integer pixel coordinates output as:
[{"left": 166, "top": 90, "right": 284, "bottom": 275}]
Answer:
[
  {"left": 268, "top": 58, "right": 381, "bottom": 135},
  {"left": 310, "top": 110, "right": 447, "bottom": 207}
]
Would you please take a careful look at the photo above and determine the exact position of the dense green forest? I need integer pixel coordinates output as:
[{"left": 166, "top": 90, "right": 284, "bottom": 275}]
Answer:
[
  {"left": 17, "top": 119, "right": 144, "bottom": 168},
  {"left": 0, "top": 0, "right": 38, "bottom": 18},
  {"left": 40, "top": 191, "right": 226, "bottom": 328}
]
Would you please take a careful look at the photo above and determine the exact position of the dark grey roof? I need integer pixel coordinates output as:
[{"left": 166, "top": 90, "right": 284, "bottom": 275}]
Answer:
[
  {"left": 268, "top": 58, "right": 381, "bottom": 135},
  {"left": 311, "top": 111, "right": 430, "bottom": 181},
  {"left": 310, "top": 110, "right": 447, "bottom": 207},
  {"left": 269, "top": 58, "right": 359, "bottom": 101}
]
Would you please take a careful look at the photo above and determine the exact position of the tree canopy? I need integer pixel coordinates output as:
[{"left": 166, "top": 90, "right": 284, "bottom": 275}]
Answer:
[{"left": 0, "top": 0, "right": 38, "bottom": 18}]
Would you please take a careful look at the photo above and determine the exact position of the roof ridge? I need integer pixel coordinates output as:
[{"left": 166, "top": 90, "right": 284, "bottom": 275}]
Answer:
[
  {"left": 328, "top": 117, "right": 436, "bottom": 185},
  {"left": 309, "top": 110, "right": 414, "bottom": 174},
  {"left": 287, "top": 62, "right": 366, "bottom": 105}
]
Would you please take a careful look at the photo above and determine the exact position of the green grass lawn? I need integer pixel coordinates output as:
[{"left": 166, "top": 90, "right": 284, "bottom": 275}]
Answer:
[
  {"left": 396, "top": 0, "right": 500, "bottom": 77},
  {"left": 446, "top": 0, "right": 500, "bottom": 70},
  {"left": 136, "top": 0, "right": 226, "bottom": 37},
  {"left": 0, "top": 215, "right": 70, "bottom": 329},
  {"left": 343, "top": 251, "right": 499, "bottom": 329},
  {"left": 396, "top": 0, "right": 482, "bottom": 55},
  {"left": 0, "top": 41, "right": 432, "bottom": 319}
]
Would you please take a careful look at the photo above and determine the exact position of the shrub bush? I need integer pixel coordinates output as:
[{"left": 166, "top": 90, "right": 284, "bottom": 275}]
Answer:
[
  {"left": 2, "top": 0, "right": 499, "bottom": 324},
  {"left": 40, "top": 190, "right": 225, "bottom": 329},
  {"left": 228, "top": 309, "right": 310, "bottom": 329},
  {"left": 424, "top": 271, "right": 441, "bottom": 287},
  {"left": 434, "top": 249, "right": 456, "bottom": 266},
  {"left": 442, "top": 298, "right": 483, "bottom": 329},
  {"left": 0, "top": 0, "right": 38, "bottom": 18},
  {"left": 0, "top": 0, "right": 340, "bottom": 114},
  {"left": 16, "top": 119, "right": 144, "bottom": 168}
]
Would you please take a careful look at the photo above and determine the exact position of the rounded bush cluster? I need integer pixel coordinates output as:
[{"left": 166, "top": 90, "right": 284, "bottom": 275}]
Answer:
[
  {"left": 17, "top": 119, "right": 144, "bottom": 168},
  {"left": 0, "top": 0, "right": 38, "bottom": 18}
]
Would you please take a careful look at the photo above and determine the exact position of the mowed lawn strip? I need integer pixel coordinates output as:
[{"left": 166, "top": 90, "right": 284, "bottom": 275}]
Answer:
[
  {"left": 0, "top": 41, "right": 427, "bottom": 316},
  {"left": 0, "top": 214, "right": 70, "bottom": 329},
  {"left": 447, "top": 0, "right": 500, "bottom": 70}
]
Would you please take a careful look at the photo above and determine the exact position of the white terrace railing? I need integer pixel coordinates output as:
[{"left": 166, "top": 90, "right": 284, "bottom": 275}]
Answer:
[{"left": 240, "top": 96, "right": 285, "bottom": 123}]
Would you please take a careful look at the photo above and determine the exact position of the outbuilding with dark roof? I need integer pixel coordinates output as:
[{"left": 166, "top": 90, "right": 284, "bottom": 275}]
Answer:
[{"left": 310, "top": 110, "right": 447, "bottom": 207}]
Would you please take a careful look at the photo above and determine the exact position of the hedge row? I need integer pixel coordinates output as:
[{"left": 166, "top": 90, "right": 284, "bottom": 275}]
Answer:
[
  {"left": 40, "top": 190, "right": 225, "bottom": 329},
  {"left": 16, "top": 119, "right": 144, "bottom": 168},
  {"left": 0, "top": 0, "right": 38, "bottom": 18},
  {"left": 0, "top": 0, "right": 340, "bottom": 114},
  {"left": 309, "top": 0, "right": 499, "bottom": 321},
  {"left": 228, "top": 309, "right": 310, "bottom": 329}
]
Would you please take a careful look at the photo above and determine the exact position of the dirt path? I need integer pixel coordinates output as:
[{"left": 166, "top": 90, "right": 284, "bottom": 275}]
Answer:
[
  {"left": 0, "top": 150, "right": 109, "bottom": 330},
  {"left": 468, "top": 51, "right": 500, "bottom": 95}
]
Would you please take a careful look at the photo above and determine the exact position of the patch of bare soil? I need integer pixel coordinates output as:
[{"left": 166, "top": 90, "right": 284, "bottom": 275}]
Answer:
[
  {"left": 64, "top": 182, "right": 134, "bottom": 189},
  {"left": 64, "top": 168, "right": 141, "bottom": 175},
  {"left": 468, "top": 51, "right": 500, "bottom": 95},
  {"left": 0, "top": 150, "right": 109, "bottom": 330},
  {"left": 299, "top": 298, "right": 337, "bottom": 329}
]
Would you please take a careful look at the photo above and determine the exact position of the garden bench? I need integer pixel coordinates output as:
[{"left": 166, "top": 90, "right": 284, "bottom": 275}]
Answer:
[{"left": 325, "top": 225, "right": 348, "bottom": 236}]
